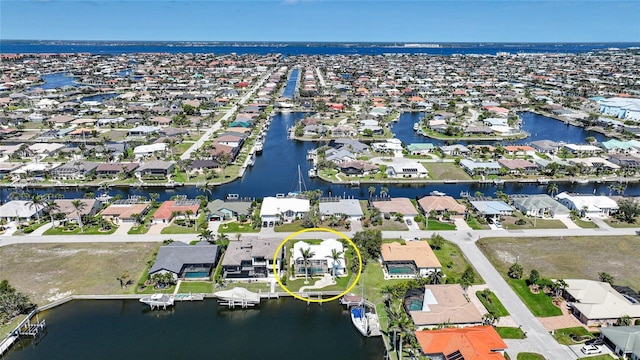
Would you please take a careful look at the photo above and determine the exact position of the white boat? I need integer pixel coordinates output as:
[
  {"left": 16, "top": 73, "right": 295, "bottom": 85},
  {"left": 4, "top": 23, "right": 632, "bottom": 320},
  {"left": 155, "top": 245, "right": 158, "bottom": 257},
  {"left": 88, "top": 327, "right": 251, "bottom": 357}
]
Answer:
[
  {"left": 413, "top": 122, "right": 419, "bottom": 131},
  {"left": 430, "top": 191, "right": 446, "bottom": 196},
  {"left": 139, "top": 293, "right": 175, "bottom": 309},
  {"left": 351, "top": 307, "right": 369, "bottom": 336},
  {"left": 255, "top": 141, "right": 263, "bottom": 154},
  {"left": 214, "top": 287, "right": 260, "bottom": 308}
]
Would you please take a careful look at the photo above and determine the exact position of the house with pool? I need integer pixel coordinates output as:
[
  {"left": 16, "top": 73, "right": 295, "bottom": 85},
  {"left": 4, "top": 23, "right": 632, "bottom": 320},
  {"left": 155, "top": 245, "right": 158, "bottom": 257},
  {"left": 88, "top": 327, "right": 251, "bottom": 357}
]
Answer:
[
  {"left": 149, "top": 242, "right": 220, "bottom": 280},
  {"left": 292, "top": 239, "right": 346, "bottom": 278},
  {"left": 381, "top": 241, "right": 441, "bottom": 279}
]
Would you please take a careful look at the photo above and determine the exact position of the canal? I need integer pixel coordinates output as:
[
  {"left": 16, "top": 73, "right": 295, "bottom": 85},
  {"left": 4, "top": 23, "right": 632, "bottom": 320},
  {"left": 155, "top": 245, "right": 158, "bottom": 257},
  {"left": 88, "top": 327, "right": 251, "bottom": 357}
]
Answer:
[{"left": 6, "top": 299, "right": 385, "bottom": 360}]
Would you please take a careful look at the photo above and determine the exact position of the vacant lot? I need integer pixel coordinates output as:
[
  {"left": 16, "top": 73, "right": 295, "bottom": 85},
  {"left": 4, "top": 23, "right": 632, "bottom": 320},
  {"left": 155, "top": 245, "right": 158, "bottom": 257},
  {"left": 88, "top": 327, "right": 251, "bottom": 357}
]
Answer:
[
  {"left": 0, "top": 243, "right": 158, "bottom": 305},
  {"left": 478, "top": 236, "right": 640, "bottom": 290},
  {"left": 422, "top": 162, "right": 472, "bottom": 180}
]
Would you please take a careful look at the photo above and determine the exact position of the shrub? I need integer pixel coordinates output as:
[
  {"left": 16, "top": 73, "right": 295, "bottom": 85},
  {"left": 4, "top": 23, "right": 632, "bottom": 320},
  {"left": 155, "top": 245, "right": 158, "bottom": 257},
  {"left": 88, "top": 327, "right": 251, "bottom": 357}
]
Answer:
[{"left": 515, "top": 219, "right": 527, "bottom": 225}]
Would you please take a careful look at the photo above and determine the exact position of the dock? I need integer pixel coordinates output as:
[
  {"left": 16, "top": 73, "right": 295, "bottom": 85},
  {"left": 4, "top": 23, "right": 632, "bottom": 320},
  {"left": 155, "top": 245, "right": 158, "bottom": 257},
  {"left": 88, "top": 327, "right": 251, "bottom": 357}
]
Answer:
[
  {"left": 213, "top": 287, "right": 261, "bottom": 308},
  {"left": 174, "top": 293, "right": 205, "bottom": 301},
  {"left": 0, "top": 311, "right": 47, "bottom": 356}
]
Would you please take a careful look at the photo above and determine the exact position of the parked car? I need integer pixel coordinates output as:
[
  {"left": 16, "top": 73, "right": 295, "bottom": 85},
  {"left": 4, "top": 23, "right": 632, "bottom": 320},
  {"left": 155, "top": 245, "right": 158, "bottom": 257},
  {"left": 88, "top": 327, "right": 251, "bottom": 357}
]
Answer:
[
  {"left": 406, "top": 219, "right": 412, "bottom": 225},
  {"left": 581, "top": 345, "right": 602, "bottom": 355},
  {"left": 585, "top": 338, "right": 604, "bottom": 346}
]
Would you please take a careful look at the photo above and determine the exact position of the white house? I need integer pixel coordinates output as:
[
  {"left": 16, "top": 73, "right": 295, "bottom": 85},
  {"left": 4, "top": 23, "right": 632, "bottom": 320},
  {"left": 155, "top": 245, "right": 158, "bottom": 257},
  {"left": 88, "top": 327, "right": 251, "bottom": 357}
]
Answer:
[
  {"left": 260, "top": 196, "right": 310, "bottom": 227},
  {"left": 133, "top": 143, "right": 167, "bottom": 159},
  {"left": 292, "top": 238, "right": 346, "bottom": 278},
  {"left": 555, "top": 192, "right": 618, "bottom": 218},
  {"left": 0, "top": 200, "right": 46, "bottom": 223}
]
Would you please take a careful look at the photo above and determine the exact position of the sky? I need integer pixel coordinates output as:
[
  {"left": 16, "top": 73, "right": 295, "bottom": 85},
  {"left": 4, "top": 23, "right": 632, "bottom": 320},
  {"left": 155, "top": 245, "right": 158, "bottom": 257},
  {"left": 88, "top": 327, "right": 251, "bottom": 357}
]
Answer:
[{"left": 1, "top": 0, "right": 639, "bottom": 43}]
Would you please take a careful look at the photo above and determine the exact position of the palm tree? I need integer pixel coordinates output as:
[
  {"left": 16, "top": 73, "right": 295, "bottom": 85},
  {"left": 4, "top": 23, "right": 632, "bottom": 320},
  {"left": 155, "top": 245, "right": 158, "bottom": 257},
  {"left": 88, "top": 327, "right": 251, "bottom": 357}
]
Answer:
[
  {"left": 380, "top": 186, "right": 389, "bottom": 198},
  {"left": 26, "top": 194, "right": 45, "bottom": 223},
  {"left": 46, "top": 200, "right": 60, "bottom": 227},
  {"left": 547, "top": 183, "right": 558, "bottom": 198},
  {"left": 299, "top": 247, "right": 316, "bottom": 285},
  {"left": 198, "top": 229, "right": 215, "bottom": 243},
  {"left": 427, "top": 270, "right": 444, "bottom": 285},
  {"left": 71, "top": 199, "right": 87, "bottom": 232},
  {"left": 325, "top": 248, "right": 344, "bottom": 279},
  {"left": 185, "top": 209, "right": 194, "bottom": 229},
  {"left": 198, "top": 181, "right": 214, "bottom": 202},
  {"left": 368, "top": 186, "right": 376, "bottom": 201},
  {"left": 386, "top": 302, "right": 414, "bottom": 360}
]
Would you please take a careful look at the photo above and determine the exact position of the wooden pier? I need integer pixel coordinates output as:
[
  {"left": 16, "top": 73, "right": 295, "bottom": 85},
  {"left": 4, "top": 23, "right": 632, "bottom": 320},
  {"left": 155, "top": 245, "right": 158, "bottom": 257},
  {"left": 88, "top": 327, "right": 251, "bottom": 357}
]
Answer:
[{"left": 19, "top": 319, "right": 46, "bottom": 337}]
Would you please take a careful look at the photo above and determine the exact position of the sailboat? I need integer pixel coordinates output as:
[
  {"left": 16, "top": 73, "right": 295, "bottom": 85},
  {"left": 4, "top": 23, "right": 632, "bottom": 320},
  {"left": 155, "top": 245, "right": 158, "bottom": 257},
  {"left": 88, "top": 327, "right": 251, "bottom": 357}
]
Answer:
[
  {"left": 287, "top": 165, "right": 307, "bottom": 197},
  {"left": 348, "top": 275, "right": 381, "bottom": 337}
]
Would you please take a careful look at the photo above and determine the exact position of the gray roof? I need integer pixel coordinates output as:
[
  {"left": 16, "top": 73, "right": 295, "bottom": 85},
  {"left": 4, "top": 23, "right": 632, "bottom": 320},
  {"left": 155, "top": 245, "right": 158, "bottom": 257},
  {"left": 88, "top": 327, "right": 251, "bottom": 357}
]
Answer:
[
  {"left": 511, "top": 194, "right": 570, "bottom": 216},
  {"left": 469, "top": 200, "right": 513, "bottom": 215},
  {"left": 319, "top": 199, "right": 364, "bottom": 217},
  {"left": 149, "top": 242, "right": 219, "bottom": 275},
  {"left": 600, "top": 326, "right": 640, "bottom": 356},
  {"left": 333, "top": 139, "right": 370, "bottom": 153},
  {"left": 207, "top": 199, "right": 252, "bottom": 216},
  {"left": 136, "top": 160, "right": 175, "bottom": 172},
  {"left": 222, "top": 238, "right": 281, "bottom": 267}
]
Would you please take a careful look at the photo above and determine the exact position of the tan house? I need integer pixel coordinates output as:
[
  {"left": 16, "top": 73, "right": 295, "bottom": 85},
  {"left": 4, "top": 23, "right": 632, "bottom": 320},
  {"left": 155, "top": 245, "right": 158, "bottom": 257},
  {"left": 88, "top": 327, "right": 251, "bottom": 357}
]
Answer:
[
  {"left": 417, "top": 195, "right": 467, "bottom": 216},
  {"left": 101, "top": 203, "right": 150, "bottom": 223},
  {"left": 404, "top": 284, "right": 484, "bottom": 329},
  {"left": 381, "top": 242, "right": 441, "bottom": 279}
]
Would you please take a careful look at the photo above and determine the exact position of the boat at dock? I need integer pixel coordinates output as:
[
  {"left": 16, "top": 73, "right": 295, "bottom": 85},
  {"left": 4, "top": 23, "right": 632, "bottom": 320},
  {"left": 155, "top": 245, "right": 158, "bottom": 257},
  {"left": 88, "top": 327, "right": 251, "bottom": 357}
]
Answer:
[
  {"left": 255, "top": 141, "right": 264, "bottom": 154},
  {"left": 429, "top": 190, "right": 446, "bottom": 196},
  {"left": 213, "top": 287, "right": 260, "bottom": 308},
  {"left": 413, "top": 122, "right": 419, "bottom": 131},
  {"left": 139, "top": 293, "right": 175, "bottom": 310}
]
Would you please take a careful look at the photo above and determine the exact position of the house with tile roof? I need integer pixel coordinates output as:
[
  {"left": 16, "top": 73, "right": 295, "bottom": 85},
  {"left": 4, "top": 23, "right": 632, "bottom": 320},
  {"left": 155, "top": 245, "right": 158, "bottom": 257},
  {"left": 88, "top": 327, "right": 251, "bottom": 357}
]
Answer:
[
  {"left": 405, "top": 284, "right": 484, "bottom": 328},
  {"left": 152, "top": 199, "right": 201, "bottom": 224},
  {"left": 414, "top": 325, "right": 507, "bottom": 360},
  {"left": 149, "top": 242, "right": 220, "bottom": 280},
  {"left": 563, "top": 279, "right": 640, "bottom": 326},
  {"left": 381, "top": 241, "right": 441, "bottom": 279},
  {"left": 222, "top": 238, "right": 284, "bottom": 280},
  {"left": 372, "top": 197, "right": 419, "bottom": 217},
  {"left": 417, "top": 195, "right": 467, "bottom": 216}
]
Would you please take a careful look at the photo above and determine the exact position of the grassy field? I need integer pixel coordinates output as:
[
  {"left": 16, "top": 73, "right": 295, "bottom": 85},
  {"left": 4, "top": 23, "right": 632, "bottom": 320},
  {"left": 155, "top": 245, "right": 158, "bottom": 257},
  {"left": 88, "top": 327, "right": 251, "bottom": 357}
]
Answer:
[
  {"left": 427, "top": 219, "right": 456, "bottom": 230},
  {"left": 422, "top": 162, "right": 472, "bottom": 181},
  {"left": 508, "top": 279, "right": 562, "bottom": 317},
  {"left": 495, "top": 326, "right": 526, "bottom": 339},
  {"left": 0, "top": 243, "right": 159, "bottom": 305},
  {"left": 178, "top": 281, "right": 214, "bottom": 294},
  {"left": 218, "top": 222, "right": 260, "bottom": 233},
  {"left": 478, "top": 236, "right": 640, "bottom": 290},
  {"left": 517, "top": 353, "right": 546, "bottom": 360},
  {"left": 501, "top": 215, "right": 566, "bottom": 230},
  {"left": 476, "top": 290, "right": 509, "bottom": 317},
  {"left": 432, "top": 239, "right": 483, "bottom": 284},
  {"left": 553, "top": 326, "right": 595, "bottom": 345}
]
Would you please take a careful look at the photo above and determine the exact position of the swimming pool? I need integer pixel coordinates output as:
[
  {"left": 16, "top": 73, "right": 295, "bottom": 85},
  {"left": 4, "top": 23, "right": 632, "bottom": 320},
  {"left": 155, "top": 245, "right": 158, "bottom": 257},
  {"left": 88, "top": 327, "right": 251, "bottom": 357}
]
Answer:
[{"left": 184, "top": 271, "right": 210, "bottom": 278}]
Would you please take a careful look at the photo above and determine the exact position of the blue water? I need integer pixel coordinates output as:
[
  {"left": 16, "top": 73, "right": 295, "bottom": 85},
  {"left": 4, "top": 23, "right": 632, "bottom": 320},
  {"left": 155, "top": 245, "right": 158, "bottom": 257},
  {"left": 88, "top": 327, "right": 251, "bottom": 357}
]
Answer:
[
  {"left": 80, "top": 93, "right": 118, "bottom": 103},
  {"left": 184, "top": 272, "right": 209, "bottom": 278},
  {"left": 27, "top": 72, "right": 77, "bottom": 90},
  {"left": 3, "top": 41, "right": 638, "bottom": 55},
  {"left": 281, "top": 69, "right": 299, "bottom": 99}
]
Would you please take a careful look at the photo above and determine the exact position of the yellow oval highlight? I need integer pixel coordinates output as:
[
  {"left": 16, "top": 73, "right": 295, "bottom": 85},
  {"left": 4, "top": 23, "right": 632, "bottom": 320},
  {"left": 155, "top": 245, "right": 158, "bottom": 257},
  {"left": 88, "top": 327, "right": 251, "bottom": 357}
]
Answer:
[{"left": 273, "top": 227, "right": 362, "bottom": 303}]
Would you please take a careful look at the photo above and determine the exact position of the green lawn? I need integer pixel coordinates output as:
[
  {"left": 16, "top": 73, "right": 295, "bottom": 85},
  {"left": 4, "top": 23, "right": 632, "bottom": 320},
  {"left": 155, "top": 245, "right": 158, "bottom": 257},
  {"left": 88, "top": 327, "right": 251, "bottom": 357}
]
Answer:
[
  {"left": 517, "top": 353, "right": 546, "bottom": 360},
  {"left": 0, "top": 314, "right": 27, "bottom": 338},
  {"left": 128, "top": 224, "right": 150, "bottom": 235},
  {"left": 274, "top": 222, "right": 306, "bottom": 232},
  {"left": 44, "top": 225, "right": 118, "bottom": 235},
  {"left": 476, "top": 290, "right": 510, "bottom": 317},
  {"left": 178, "top": 281, "right": 214, "bottom": 294},
  {"left": 573, "top": 218, "right": 598, "bottom": 228},
  {"left": 160, "top": 223, "right": 203, "bottom": 234},
  {"left": 508, "top": 279, "right": 562, "bottom": 317},
  {"left": 605, "top": 218, "right": 640, "bottom": 228},
  {"left": 427, "top": 219, "right": 456, "bottom": 230},
  {"left": 552, "top": 327, "right": 595, "bottom": 345},
  {"left": 432, "top": 239, "right": 483, "bottom": 284},
  {"left": 578, "top": 355, "right": 615, "bottom": 360},
  {"left": 218, "top": 222, "right": 260, "bottom": 233},
  {"left": 495, "top": 326, "right": 526, "bottom": 339},
  {"left": 136, "top": 284, "right": 176, "bottom": 294},
  {"left": 422, "top": 162, "right": 472, "bottom": 181},
  {"left": 466, "top": 216, "right": 490, "bottom": 230}
]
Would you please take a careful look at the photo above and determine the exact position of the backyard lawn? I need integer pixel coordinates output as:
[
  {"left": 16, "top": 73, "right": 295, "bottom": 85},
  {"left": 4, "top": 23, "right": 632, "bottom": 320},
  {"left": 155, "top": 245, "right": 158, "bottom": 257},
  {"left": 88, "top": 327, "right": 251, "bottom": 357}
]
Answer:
[
  {"left": 478, "top": 236, "right": 640, "bottom": 291},
  {"left": 178, "top": 281, "right": 214, "bottom": 294},
  {"left": 508, "top": 279, "right": 562, "bottom": 317},
  {"left": 432, "top": 239, "right": 483, "bottom": 284},
  {"left": 422, "top": 162, "right": 473, "bottom": 181}
]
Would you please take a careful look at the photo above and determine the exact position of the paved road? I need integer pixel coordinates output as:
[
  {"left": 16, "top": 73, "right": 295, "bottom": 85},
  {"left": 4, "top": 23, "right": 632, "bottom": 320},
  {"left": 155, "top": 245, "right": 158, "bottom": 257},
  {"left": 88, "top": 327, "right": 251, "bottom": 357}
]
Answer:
[
  {"left": 2, "top": 224, "right": 638, "bottom": 359},
  {"left": 180, "top": 70, "right": 273, "bottom": 160}
]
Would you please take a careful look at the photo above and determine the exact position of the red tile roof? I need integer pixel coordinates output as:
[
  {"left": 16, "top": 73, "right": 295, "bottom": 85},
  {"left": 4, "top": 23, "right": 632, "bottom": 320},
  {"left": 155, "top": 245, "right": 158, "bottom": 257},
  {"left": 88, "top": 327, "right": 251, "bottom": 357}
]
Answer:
[
  {"left": 153, "top": 200, "right": 200, "bottom": 221},
  {"left": 415, "top": 326, "right": 507, "bottom": 360}
]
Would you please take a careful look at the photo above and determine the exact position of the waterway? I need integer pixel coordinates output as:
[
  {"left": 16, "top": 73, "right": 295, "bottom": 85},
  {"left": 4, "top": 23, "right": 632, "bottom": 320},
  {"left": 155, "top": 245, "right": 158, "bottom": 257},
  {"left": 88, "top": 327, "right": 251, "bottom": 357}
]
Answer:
[
  {"left": 27, "top": 73, "right": 78, "bottom": 91},
  {"left": 5, "top": 110, "right": 640, "bottom": 202},
  {"left": 6, "top": 299, "right": 385, "bottom": 360},
  {"left": 281, "top": 69, "right": 299, "bottom": 99}
]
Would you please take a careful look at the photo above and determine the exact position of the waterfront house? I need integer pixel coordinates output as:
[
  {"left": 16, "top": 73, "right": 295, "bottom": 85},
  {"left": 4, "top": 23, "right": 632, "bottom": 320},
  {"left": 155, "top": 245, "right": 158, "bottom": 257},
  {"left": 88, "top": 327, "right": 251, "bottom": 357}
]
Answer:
[
  {"left": 53, "top": 199, "right": 102, "bottom": 224},
  {"left": 440, "top": 144, "right": 470, "bottom": 156},
  {"left": 293, "top": 238, "right": 346, "bottom": 278},
  {"left": 260, "top": 196, "right": 310, "bottom": 227},
  {"left": 417, "top": 195, "right": 466, "bottom": 216},
  {"left": 101, "top": 202, "right": 150, "bottom": 224},
  {"left": 222, "top": 238, "right": 284, "bottom": 280},
  {"left": 95, "top": 162, "right": 139, "bottom": 178},
  {"left": 381, "top": 241, "right": 441, "bottom": 279},
  {"left": 214, "top": 134, "right": 244, "bottom": 148},
  {"left": 10, "top": 162, "right": 61, "bottom": 181},
  {"left": 563, "top": 279, "right": 640, "bottom": 327},
  {"left": 503, "top": 145, "right": 536, "bottom": 157},
  {"left": 206, "top": 198, "right": 252, "bottom": 221},
  {"left": 608, "top": 154, "right": 640, "bottom": 169},
  {"left": 510, "top": 194, "right": 570, "bottom": 218},
  {"left": 325, "top": 148, "right": 357, "bottom": 164},
  {"left": 318, "top": 198, "right": 364, "bottom": 221},
  {"left": 152, "top": 199, "right": 201, "bottom": 224},
  {"left": 0, "top": 200, "right": 46, "bottom": 223},
  {"left": 404, "top": 284, "right": 484, "bottom": 328},
  {"left": 371, "top": 139, "right": 403, "bottom": 156},
  {"left": 555, "top": 192, "right": 618, "bottom": 218},
  {"left": 50, "top": 160, "right": 99, "bottom": 180},
  {"left": 149, "top": 242, "right": 220, "bottom": 281},
  {"left": 385, "top": 161, "right": 429, "bottom": 178},
  {"left": 564, "top": 144, "right": 602, "bottom": 155},
  {"left": 337, "top": 161, "right": 379, "bottom": 176},
  {"left": 407, "top": 143, "right": 435, "bottom": 156},
  {"left": 187, "top": 159, "right": 220, "bottom": 174},
  {"left": 332, "top": 139, "right": 369, "bottom": 153},
  {"left": 372, "top": 197, "right": 419, "bottom": 218},
  {"left": 599, "top": 326, "right": 640, "bottom": 360},
  {"left": 498, "top": 159, "right": 539, "bottom": 175},
  {"left": 0, "top": 162, "right": 25, "bottom": 179},
  {"left": 459, "top": 159, "right": 502, "bottom": 176},
  {"left": 468, "top": 200, "right": 513, "bottom": 220},
  {"left": 531, "top": 139, "right": 562, "bottom": 154},
  {"left": 415, "top": 326, "right": 507, "bottom": 360},
  {"left": 135, "top": 160, "right": 175, "bottom": 180}
]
